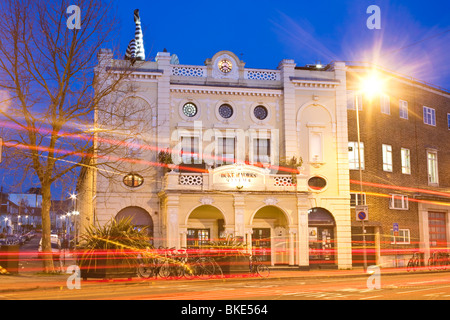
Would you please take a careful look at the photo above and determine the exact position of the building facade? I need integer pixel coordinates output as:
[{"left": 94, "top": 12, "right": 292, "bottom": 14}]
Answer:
[
  {"left": 79, "top": 49, "right": 353, "bottom": 269},
  {"left": 346, "top": 65, "right": 450, "bottom": 267}
]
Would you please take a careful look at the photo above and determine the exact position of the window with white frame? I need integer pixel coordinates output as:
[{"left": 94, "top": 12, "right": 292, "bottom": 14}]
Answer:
[
  {"left": 181, "top": 136, "right": 200, "bottom": 164},
  {"left": 423, "top": 106, "right": 436, "bottom": 126},
  {"left": 253, "top": 138, "right": 270, "bottom": 164},
  {"left": 348, "top": 142, "right": 364, "bottom": 170},
  {"left": 399, "top": 100, "right": 408, "bottom": 119},
  {"left": 380, "top": 94, "right": 390, "bottom": 115},
  {"left": 447, "top": 113, "right": 450, "bottom": 130},
  {"left": 427, "top": 150, "right": 438, "bottom": 185},
  {"left": 391, "top": 229, "right": 410, "bottom": 244},
  {"left": 217, "top": 137, "right": 235, "bottom": 165},
  {"left": 382, "top": 144, "right": 393, "bottom": 172},
  {"left": 347, "top": 91, "right": 363, "bottom": 110},
  {"left": 350, "top": 193, "right": 366, "bottom": 207},
  {"left": 389, "top": 194, "right": 408, "bottom": 210},
  {"left": 401, "top": 148, "right": 411, "bottom": 174}
]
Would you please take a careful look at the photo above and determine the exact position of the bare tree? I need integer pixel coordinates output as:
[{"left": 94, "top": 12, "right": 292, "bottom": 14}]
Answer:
[{"left": 0, "top": 0, "right": 148, "bottom": 272}]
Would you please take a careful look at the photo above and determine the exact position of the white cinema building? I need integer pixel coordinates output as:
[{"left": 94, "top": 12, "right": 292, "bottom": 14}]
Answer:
[{"left": 78, "top": 49, "right": 353, "bottom": 269}]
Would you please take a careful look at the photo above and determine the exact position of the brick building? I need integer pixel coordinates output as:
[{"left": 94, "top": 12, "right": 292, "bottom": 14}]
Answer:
[{"left": 346, "top": 65, "right": 450, "bottom": 267}]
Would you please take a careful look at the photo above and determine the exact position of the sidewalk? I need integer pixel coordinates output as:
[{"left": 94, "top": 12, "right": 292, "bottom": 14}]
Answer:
[{"left": 0, "top": 265, "right": 439, "bottom": 294}]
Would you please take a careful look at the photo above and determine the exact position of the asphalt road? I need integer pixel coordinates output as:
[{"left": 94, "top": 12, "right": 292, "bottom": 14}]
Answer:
[{"left": 1, "top": 270, "right": 449, "bottom": 300}]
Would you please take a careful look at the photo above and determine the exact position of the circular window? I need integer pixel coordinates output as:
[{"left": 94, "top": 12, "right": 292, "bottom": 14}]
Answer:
[
  {"left": 254, "top": 105, "right": 268, "bottom": 120},
  {"left": 308, "top": 176, "right": 327, "bottom": 191},
  {"left": 182, "top": 102, "right": 197, "bottom": 118},
  {"left": 123, "top": 173, "right": 144, "bottom": 188},
  {"left": 218, "top": 104, "right": 233, "bottom": 119}
]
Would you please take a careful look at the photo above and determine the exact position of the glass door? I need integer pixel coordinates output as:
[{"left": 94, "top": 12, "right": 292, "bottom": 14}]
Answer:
[{"left": 252, "top": 228, "right": 271, "bottom": 262}]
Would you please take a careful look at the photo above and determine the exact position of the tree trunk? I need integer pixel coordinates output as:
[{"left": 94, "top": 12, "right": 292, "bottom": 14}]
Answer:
[{"left": 40, "top": 183, "right": 55, "bottom": 273}]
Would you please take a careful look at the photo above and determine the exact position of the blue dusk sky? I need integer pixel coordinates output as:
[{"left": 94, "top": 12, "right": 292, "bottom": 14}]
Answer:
[{"left": 115, "top": 0, "right": 450, "bottom": 89}]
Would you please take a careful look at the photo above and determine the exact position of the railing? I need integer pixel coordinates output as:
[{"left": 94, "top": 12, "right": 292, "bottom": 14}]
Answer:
[{"left": 164, "top": 171, "right": 307, "bottom": 192}]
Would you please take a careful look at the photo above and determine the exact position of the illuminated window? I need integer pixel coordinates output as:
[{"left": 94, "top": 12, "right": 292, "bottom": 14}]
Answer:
[
  {"left": 182, "top": 102, "right": 198, "bottom": 118},
  {"left": 181, "top": 136, "right": 200, "bottom": 164},
  {"left": 350, "top": 193, "right": 366, "bottom": 207},
  {"left": 427, "top": 150, "right": 438, "bottom": 185},
  {"left": 123, "top": 173, "right": 144, "bottom": 188},
  {"left": 423, "top": 106, "right": 436, "bottom": 126},
  {"left": 217, "top": 137, "right": 235, "bottom": 164},
  {"left": 348, "top": 142, "right": 364, "bottom": 170},
  {"left": 382, "top": 144, "right": 392, "bottom": 172},
  {"left": 401, "top": 148, "right": 411, "bottom": 174},
  {"left": 399, "top": 100, "right": 408, "bottom": 119},
  {"left": 389, "top": 194, "right": 408, "bottom": 210},
  {"left": 380, "top": 94, "right": 390, "bottom": 115},
  {"left": 253, "top": 138, "right": 270, "bottom": 164},
  {"left": 391, "top": 229, "right": 410, "bottom": 244}
]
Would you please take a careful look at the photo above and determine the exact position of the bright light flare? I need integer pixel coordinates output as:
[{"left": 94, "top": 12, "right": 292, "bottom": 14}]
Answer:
[{"left": 359, "top": 71, "right": 385, "bottom": 99}]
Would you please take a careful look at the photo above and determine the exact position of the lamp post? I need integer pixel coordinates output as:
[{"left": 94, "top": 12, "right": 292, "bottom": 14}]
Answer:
[
  {"left": 355, "top": 95, "right": 367, "bottom": 272},
  {"left": 355, "top": 71, "right": 384, "bottom": 272}
]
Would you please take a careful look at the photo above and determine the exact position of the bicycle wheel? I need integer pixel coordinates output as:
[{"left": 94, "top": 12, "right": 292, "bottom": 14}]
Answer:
[
  {"left": 256, "top": 264, "right": 270, "bottom": 278},
  {"left": 137, "top": 259, "right": 156, "bottom": 279},
  {"left": 197, "top": 258, "right": 215, "bottom": 279},
  {"left": 406, "top": 259, "right": 414, "bottom": 272},
  {"left": 158, "top": 260, "right": 171, "bottom": 279}
]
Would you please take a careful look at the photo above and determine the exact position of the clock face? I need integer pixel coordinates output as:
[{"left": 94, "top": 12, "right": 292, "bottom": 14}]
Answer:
[{"left": 218, "top": 59, "right": 232, "bottom": 73}]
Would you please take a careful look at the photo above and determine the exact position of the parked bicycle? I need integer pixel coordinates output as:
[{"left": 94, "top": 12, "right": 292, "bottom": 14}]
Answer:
[
  {"left": 406, "top": 252, "right": 422, "bottom": 272},
  {"left": 249, "top": 254, "right": 270, "bottom": 277},
  {"left": 428, "top": 251, "right": 449, "bottom": 271}
]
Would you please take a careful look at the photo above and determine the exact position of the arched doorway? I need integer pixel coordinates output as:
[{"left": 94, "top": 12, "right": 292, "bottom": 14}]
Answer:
[
  {"left": 251, "top": 206, "right": 290, "bottom": 265},
  {"left": 115, "top": 206, "right": 154, "bottom": 242},
  {"left": 308, "top": 207, "right": 336, "bottom": 268},
  {"left": 186, "top": 205, "right": 225, "bottom": 248}
]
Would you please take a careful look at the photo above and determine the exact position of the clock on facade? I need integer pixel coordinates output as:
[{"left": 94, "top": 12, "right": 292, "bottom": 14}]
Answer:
[{"left": 218, "top": 59, "right": 232, "bottom": 73}]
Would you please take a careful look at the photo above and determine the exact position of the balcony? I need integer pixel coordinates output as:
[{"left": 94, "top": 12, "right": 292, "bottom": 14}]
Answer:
[{"left": 162, "top": 163, "right": 308, "bottom": 193}]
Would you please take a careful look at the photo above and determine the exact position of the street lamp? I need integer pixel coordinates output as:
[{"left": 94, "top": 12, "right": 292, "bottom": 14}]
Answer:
[{"left": 355, "top": 71, "right": 384, "bottom": 271}]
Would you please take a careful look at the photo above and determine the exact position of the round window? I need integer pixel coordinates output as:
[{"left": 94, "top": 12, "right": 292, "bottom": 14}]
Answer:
[
  {"left": 123, "top": 173, "right": 144, "bottom": 188},
  {"left": 254, "top": 105, "right": 268, "bottom": 120},
  {"left": 182, "top": 102, "right": 197, "bottom": 118},
  {"left": 218, "top": 104, "right": 233, "bottom": 119},
  {"left": 308, "top": 176, "right": 327, "bottom": 191}
]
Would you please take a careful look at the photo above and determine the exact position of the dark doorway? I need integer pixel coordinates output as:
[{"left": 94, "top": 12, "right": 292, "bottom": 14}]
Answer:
[
  {"left": 252, "top": 228, "right": 271, "bottom": 262},
  {"left": 308, "top": 207, "right": 336, "bottom": 268}
]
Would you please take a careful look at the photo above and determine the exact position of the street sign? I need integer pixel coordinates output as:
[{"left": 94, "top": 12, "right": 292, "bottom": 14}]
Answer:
[
  {"left": 393, "top": 223, "right": 399, "bottom": 236},
  {"left": 355, "top": 205, "right": 369, "bottom": 221}
]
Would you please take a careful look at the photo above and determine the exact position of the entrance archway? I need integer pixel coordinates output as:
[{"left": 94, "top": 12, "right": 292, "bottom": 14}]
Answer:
[
  {"left": 186, "top": 205, "right": 226, "bottom": 248},
  {"left": 115, "top": 206, "right": 154, "bottom": 241},
  {"left": 308, "top": 207, "right": 336, "bottom": 267},
  {"left": 251, "top": 206, "right": 290, "bottom": 265}
]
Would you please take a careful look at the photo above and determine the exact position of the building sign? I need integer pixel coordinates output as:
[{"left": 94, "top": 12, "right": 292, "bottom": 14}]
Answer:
[{"left": 212, "top": 164, "right": 266, "bottom": 190}]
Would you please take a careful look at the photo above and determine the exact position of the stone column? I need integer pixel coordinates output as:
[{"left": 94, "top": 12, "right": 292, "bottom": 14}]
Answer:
[
  {"left": 165, "top": 194, "right": 180, "bottom": 249},
  {"left": 234, "top": 195, "right": 245, "bottom": 239}
]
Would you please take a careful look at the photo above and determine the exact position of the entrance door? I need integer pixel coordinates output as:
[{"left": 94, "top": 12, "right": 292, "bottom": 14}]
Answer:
[
  {"left": 252, "top": 228, "right": 271, "bottom": 263},
  {"left": 309, "top": 227, "right": 335, "bottom": 266},
  {"left": 187, "top": 228, "right": 210, "bottom": 248}
]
